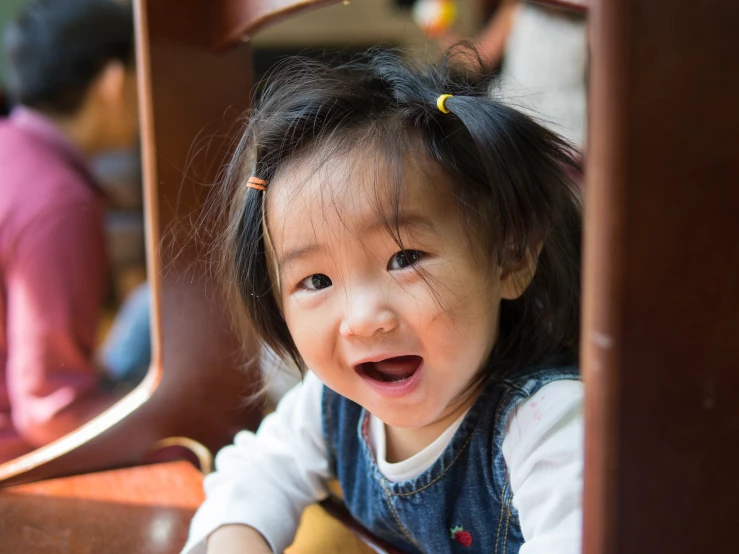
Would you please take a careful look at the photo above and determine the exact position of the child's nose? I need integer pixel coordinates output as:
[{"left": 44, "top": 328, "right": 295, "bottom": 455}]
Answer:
[{"left": 339, "top": 287, "right": 398, "bottom": 339}]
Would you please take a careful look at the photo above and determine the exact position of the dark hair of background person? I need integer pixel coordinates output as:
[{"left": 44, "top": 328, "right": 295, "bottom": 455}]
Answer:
[
  {"left": 212, "top": 45, "right": 583, "bottom": 381},
  {"left": 2, "top": 0, "right": 134, "bottom": 115}
]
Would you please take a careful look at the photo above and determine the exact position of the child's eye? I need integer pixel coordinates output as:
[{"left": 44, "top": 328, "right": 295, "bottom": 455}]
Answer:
[
  {"left": 387, "top": 250, "right": 424, "bottom": 270},
  {"left": 299, "top": 274, "right": 332, "bottom": 291}
]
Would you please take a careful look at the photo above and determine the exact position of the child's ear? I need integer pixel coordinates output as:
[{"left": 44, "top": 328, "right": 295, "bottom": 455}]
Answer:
[
  {"left": 499, "top": 242, "right": 544, "bottom": 300},
  {"left": 92, "top": 60, "right": 126, "bottom": 107}
]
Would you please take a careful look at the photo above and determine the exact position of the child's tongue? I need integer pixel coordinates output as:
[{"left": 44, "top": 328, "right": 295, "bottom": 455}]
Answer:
[{"left": 364, "top": 355, "right": 421, "bottom": 382}]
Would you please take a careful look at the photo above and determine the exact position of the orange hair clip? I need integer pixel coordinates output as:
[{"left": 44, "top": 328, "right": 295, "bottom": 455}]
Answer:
[{"left": 247, "top": 176, "right": 267, "bottom": 191}]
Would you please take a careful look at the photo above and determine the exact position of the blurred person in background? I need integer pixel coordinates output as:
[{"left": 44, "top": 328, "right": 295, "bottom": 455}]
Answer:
[
  {"left": 413, "top": 0, "right": 587, "bottom": 148},
  {"left": 0, "top": 0, "right": 147, "bottom": 462},
  {"left": 489, "top": 0, "right": 587, "bottom": 148}
]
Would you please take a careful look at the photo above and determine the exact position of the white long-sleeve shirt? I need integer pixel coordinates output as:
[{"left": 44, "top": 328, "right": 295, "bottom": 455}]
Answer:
[{"left": 182, "top": 372, "right": 583, "bottom": 554}]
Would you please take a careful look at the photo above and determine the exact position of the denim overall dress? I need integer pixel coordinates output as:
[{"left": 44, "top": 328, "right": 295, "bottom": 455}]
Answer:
[{"left": 322, "top": 365, "right": 579, "bottom": 553}]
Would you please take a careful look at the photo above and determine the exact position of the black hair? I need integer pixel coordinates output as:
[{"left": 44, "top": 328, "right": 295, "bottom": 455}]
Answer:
[
  {"left": 2, "top": 0, "right": 134, "bottom": 115},
  {"left": 216, "top": 46, "right": 582, "bottom": 378}
]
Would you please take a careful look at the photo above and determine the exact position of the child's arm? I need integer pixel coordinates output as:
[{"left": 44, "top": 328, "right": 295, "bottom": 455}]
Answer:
[
  {"left": 181, "top": 372, "right": 330, "bottom": 554},
  {"left": 206, "top": 524, "right": 272, "bottom": 554},
  {"left": 503, "top": 380, "right": 584, "bottom": 554}
]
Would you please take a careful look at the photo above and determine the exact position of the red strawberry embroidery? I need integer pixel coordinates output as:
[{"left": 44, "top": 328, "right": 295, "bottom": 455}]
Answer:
[{"left": 450, "top": 525, "right": 473, "bottom": 547}]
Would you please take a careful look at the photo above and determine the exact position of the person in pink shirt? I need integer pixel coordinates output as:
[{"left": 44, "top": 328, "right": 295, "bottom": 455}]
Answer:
[{"left": 0, "top": 0, "right": 140, "bottom": 461}]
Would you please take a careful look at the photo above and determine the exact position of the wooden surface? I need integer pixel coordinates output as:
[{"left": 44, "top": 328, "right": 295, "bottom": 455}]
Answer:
[
  {"left": 582, "top": 1, "right": 739, "bottom": 553},
  {"left": 0, "top": 462, "right": 203, "bottom": 554},
  {"left": 0, "top": 462, "right": 377, "bottom": 554},
  {"left": 214, "top": 0, "right": 342, "bottom": 49},
  {"left": 530, "top": 0, "right": 589, "bottom": 14},
  {"left": 289, "top": 503, "right": 376, "bottom": 554},
  {"left": 312, "top": 495, "right": 402, "bottom": 554}
]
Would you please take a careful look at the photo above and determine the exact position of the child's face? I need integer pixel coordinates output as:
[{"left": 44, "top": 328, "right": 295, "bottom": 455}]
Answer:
[{"left": 267, "top": 151, "right": 517, "bottom": 431}]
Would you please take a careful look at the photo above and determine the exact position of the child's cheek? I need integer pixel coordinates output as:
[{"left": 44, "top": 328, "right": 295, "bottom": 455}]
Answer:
[
  {"left": 419, "top": 269, "right": 501, "bottom": 349},
  {"left": 414, "top": 262, "right": 494, "bottom": 318},
  {"left": 282, "top": 297, "right": 335, "bottom": 370}
]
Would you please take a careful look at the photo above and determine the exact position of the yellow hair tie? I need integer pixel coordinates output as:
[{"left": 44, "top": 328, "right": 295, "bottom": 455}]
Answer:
[{"left": 436, "top": 94, "right": 453, "bottom": 114}]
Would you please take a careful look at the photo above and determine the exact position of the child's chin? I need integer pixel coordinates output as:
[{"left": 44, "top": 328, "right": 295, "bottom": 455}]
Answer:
[{"left": 371, "top": 407, "right": 437, "bottom": 430}]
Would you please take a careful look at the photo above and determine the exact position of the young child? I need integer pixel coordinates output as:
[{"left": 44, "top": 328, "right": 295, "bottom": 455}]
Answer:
[{"left": 183, "top": 47, "right": 583, "bottom": 554}]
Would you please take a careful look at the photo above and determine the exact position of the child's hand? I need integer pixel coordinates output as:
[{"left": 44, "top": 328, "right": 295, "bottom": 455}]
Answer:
[{"left": 207, "top": 524, "right": 272, "bottom": 554}]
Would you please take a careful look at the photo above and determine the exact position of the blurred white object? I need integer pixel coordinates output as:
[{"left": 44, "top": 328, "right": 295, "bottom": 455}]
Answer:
[
  {"left": 412, "top": 0, "right": 458, "bottom": 37},
  {"left": 496, "top": 3, "right": 587, "bottom": 147}
]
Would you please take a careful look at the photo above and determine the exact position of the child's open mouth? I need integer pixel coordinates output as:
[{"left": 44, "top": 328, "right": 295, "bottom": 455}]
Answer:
[
  {"left": 356, "top": 355, "right": 424, "bottom": 397},
  {"left": 361, "top": 355, "right": 421, "bottom": 382}
]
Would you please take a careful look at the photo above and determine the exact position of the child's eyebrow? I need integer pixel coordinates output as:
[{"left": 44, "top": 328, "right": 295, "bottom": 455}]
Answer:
[
  {"left": 360, "top": 213, "right": 438, "bottom": 236},
  {"left": 277, "top": 244, "right": 325, "bottom": 275}
]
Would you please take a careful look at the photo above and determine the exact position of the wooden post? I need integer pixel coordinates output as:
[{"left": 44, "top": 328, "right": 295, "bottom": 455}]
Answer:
[{"left": 583, "top": 1, "right": 739, "bottom": 552}]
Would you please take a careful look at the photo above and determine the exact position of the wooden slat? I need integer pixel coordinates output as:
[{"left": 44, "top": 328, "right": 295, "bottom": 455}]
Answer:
[
  {"left": 530, "top": 0, "right": 588, "bottom": 14},
  {"left": 0, "top": 462, "right": 203, "bottom": 553},
  {"left": 583, "top": 1, "right": 739, "bottom": 553},
  {"left": 212, "top": 0, "right": 343, "bottom": 50}
]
